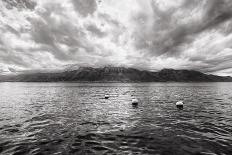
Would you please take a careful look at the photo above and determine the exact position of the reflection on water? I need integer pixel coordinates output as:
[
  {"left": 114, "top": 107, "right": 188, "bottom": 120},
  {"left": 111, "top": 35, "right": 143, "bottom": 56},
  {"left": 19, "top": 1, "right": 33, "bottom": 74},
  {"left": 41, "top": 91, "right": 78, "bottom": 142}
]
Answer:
[{"left": 0, "top": 82, "right": 232, "bottom": 154}]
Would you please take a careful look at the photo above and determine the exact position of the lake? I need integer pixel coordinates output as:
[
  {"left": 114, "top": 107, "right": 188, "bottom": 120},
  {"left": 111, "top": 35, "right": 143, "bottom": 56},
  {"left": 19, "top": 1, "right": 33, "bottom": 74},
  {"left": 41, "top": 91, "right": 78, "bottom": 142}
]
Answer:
[{"left": 0, "top": 82, "right": 232, "bottom": 155}]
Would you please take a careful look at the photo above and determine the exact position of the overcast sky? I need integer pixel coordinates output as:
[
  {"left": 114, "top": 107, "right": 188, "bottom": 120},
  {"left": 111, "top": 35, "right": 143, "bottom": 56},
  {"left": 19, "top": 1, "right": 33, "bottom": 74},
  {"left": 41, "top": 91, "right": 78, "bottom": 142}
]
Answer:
[{"left": 1, "top": 0, "right": 232, "bottom": 76}]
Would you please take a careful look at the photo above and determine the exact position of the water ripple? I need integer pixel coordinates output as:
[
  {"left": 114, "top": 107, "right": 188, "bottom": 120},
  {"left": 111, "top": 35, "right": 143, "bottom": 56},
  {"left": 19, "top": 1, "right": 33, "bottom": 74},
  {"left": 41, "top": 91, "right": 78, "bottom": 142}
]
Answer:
[{"left": 0, "top": 82, "right": 232, "bottom": 154}]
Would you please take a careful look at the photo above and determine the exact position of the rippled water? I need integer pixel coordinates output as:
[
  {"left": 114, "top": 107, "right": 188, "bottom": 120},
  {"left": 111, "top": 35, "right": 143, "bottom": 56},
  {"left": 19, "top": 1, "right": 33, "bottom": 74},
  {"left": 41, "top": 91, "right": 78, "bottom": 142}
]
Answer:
[{"left": 0, "top": 82, "right": 232, "bottom": 155}]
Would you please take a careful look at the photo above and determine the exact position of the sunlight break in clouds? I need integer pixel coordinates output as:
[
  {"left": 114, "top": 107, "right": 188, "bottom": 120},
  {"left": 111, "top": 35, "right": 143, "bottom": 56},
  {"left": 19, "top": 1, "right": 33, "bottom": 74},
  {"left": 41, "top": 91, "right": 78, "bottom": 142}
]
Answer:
[{"left": 0, "top": 0, "right": 232, "bottom": 76}]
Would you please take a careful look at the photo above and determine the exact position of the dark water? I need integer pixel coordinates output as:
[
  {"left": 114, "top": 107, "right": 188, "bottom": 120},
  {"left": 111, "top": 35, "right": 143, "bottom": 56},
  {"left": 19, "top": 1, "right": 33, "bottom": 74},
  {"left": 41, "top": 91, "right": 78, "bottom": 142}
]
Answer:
[{"left": 0, "top": 82, "right": 232, "bottom": 155}]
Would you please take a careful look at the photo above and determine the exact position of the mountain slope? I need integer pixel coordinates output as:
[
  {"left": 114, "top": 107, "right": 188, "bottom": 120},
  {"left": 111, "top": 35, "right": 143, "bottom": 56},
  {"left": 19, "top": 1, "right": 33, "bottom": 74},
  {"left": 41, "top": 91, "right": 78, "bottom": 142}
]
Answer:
[{"left": 0, "top": 67, "right": 232, "bottom": 82}]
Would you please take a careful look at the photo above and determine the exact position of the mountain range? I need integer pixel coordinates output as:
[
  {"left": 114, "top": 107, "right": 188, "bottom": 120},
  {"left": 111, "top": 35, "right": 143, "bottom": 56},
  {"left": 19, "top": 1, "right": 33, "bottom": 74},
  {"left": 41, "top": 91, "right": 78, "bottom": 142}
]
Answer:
[{"left": 0, "top": 67, "right": 232, "bottom": 82}]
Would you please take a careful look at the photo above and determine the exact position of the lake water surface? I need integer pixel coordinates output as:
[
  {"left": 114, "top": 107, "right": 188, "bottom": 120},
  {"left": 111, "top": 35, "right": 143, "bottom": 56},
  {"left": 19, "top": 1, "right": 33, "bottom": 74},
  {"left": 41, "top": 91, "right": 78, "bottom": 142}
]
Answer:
[{"left": 0, "top": 82, "right": 232, "bottom": 155}]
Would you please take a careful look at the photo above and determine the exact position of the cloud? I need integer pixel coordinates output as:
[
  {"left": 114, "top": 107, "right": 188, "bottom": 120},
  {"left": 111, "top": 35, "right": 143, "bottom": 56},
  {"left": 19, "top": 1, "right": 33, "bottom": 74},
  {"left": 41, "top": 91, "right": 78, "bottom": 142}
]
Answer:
[
  {"left": 8, "top": 67, "right": 16, "bottom": 72},
  {"left": 133, "top": 0, "right": 232, "bottom": 57},
  {"left": 86, "top": 23, "right": 106, "bottom": 38},
  {"left": 27, "top": 1, "right": 100, "bottom": 61},
  {"left": 71, "top": 0, "right": 97, "bottom": 17},
  {"left": 2, "top": 0, "right": 36, "bottom": 10},
  {"left": 1, "top": 0, "right": 232, "bottom": 76}
]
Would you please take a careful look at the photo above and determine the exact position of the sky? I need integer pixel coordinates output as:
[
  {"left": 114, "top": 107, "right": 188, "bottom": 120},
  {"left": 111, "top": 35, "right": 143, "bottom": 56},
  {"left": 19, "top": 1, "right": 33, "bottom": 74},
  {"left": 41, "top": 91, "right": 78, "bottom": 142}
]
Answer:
[{"left": 1, "top": 0, "right": 232, "bottom": 76}]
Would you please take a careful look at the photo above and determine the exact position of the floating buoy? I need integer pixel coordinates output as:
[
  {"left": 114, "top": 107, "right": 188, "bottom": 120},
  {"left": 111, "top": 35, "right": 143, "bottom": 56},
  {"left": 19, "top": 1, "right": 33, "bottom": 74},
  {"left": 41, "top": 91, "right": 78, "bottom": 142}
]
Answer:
[
  {"left": 132, "top": 98, "right": 139, "bottom": 106},
  {"left": 105, "top": 94, "right": 109, "bottom": 99},
  {"left": 176, "top": 101, "right": 184, "bottom": 109}
]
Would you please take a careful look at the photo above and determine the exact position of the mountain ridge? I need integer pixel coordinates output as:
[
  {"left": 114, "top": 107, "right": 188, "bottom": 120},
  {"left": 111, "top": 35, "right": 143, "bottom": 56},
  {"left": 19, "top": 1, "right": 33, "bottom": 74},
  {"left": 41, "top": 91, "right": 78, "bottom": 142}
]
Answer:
[{"left": 0, "top": 67, "right": 232, "bottom": 82}]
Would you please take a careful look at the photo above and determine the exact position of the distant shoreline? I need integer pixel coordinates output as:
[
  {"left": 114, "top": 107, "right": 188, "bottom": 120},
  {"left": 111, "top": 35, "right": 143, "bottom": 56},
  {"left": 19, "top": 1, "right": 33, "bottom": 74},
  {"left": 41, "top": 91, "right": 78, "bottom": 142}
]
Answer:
[
  {"left": 1, "top": 81, "right": 232, "bottom": 83},
  {"left": 1, "top": 67, "right": 232, "bottom": 82}
]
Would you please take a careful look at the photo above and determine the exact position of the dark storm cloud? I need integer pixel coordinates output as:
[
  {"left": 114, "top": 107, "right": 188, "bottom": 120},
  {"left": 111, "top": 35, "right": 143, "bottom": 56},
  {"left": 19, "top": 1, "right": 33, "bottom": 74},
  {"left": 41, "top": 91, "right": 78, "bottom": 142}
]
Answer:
[
  {"left": 86, "top": 24, "right": 106, "bottom": 38},
  {"left": 8, "top": 67, "right": 16, "bottom": 72},
  {"left": 28, "top": 2, "right": 93, "bottom": 61},
  {"left": 72, "top": 0, "right": 97, "bottom": 17},
  {"left": 133, "top": 0, "right": 232, "bottom": 57},
  {"left": 2, "top": 0, "right": 36, "bottom": 10},
  {"left": 200, "top": 0, "right": 232, "bottom": 32}
]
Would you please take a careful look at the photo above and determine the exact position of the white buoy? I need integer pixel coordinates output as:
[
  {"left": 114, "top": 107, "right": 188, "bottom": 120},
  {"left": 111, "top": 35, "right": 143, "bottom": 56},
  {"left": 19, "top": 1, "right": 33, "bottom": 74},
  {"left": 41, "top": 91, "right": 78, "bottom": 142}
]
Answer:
[
  {"left": 105, "top": 94, "right": 109, "bottom": 99},
  {"left": 176, "top": 101, "right": 184, "bottom": 109},
  {"left": 132, "top": 98, "right": 139, "bottom": 106}
]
